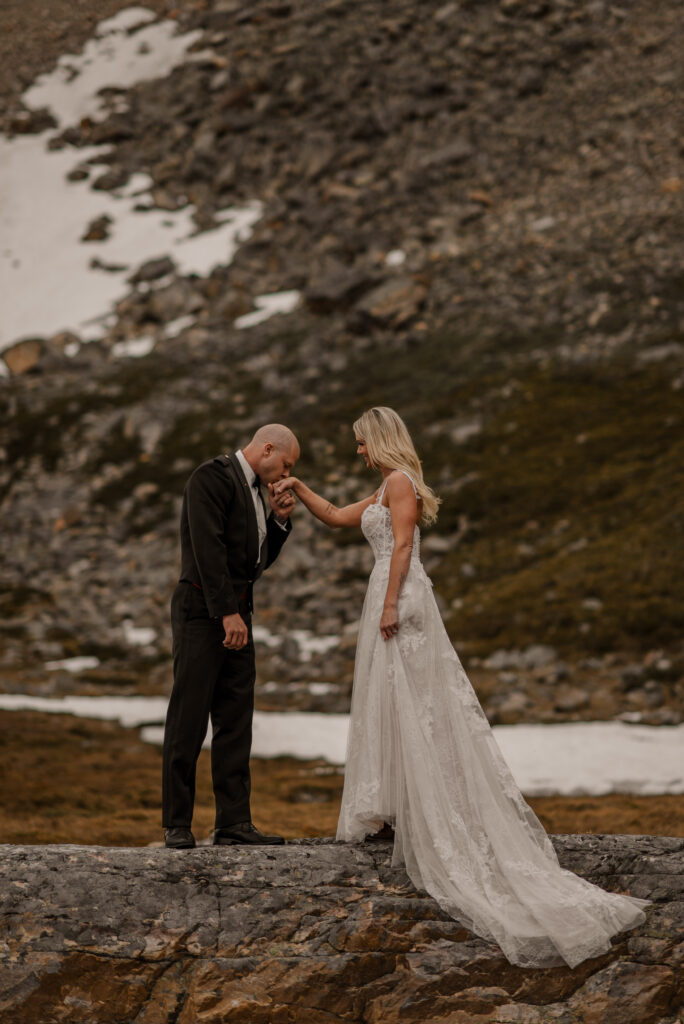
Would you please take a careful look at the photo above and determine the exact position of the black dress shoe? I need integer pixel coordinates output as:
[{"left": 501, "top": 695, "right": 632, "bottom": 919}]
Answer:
[
  {"left": 211, "top": 821, "right": 285, "bottom": 846},
  {"left": 364, "top": 822, "right": 395, "bottom": 842},
  {"left": 164, "top": 827, "right": 195, "bottom": 849}
]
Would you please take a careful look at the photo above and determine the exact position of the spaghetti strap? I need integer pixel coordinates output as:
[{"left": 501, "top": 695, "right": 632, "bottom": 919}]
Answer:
[
  {"left": 377, "top": 470, "right": 418, "bottom": 507},
  {"left": 396, "top": 469, "right": 418, "bottom": 496}
]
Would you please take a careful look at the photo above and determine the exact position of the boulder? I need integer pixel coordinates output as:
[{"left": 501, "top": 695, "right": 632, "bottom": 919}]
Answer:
[
  {"left": 129, "top": 256, "right": 176, "bottom": 285},
  {"left": 0, "top": 836, "right": 681, "bottom": 1023},
  {"left": 304, "top": 264, "right": 378, "bottom": 314},
  {"left": 81, "top": 214, "right": 112, "bottom": 242},
  {"left": 554, "top": 686, "right": 590, "bottom": 713},
  {"left": 7, "top": 106, "right": 57, "bottom": 134},
  {"left": 91, "top": 166, "right": 129, "bottom": 191},
  {"left": 354, "top": 276, "right": 427, "bottom": 327},
  {"left": 1, "top": 338, "right": 44, "bottom": 375}
]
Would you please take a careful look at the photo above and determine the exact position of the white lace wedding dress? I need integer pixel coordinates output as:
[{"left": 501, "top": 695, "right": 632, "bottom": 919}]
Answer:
[{"left": 336, "top": 473, "right": 649, "bottom": 968}]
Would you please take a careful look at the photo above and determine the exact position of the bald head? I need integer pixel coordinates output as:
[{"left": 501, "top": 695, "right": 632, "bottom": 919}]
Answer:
[
  {"left": 249, "top": 423, "right": 299, "bottom": 455},
  {"left": 242, "top": 423, "right": 300, "bottom": 485}
]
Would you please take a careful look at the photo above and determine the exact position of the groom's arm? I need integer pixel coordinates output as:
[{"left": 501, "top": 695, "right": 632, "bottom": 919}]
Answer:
[
  {"left": 184, "top": 463, "right": 240, "bottom": 617},
  {"left": 263, "top": 510, "right": 292, "bottom": 570}
]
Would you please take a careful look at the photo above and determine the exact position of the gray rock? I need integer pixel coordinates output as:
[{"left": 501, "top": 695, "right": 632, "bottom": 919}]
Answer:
[
  {"left": 0, "top": 837, "right": 679, "bottom": 1024},
  {"left": 545, "top": 661, "right": 570, "bottom": 684},
  {"left": 129, "top": 256, "right": 176, "bottom": 284},
  {"left": 637, "top": 343, "right": 684, "bottom": 363},
  {"left": 450, "top": 418, "right": 483, "bottom": 443},
  {"left": 421, "top": 533, "right": 454, "bottom": 554},
  {"left": 642, "top": 680, "right": 666, "bottom": 708},
  {"left": 304, "top": 263, "right": 378, "bottom": 313},
  {"left": 517, "top": 66, "right": 545, "bottom": 96},
  {"left": 7, "top": 106, "right": 57, "bottom": 134},
  {"left": 621, "top": 664, "right": 646, "bottom": 690},
  {"left": 554, "top": 686, "right": 590, "bottom": 712},
  {"left": 485, "top": 646, "right": 557, "bottom": 672},
  {"left": 416, "top": 138, "right": 474, "bottom": 169},
  {"left": 91, "top": 166, "right": 129, "bottom": 191},
  {"left": 81, "top": 214, "right": 112, "bottom": 242},
  {"left": 521, "top": 645, "right": 558, "bottom": 670},
  {"left": 66, "top": 165, "right": 90, "bottom": 182},
  {"left": 494, "top": 689, "right": 531, "bottom": 718}
]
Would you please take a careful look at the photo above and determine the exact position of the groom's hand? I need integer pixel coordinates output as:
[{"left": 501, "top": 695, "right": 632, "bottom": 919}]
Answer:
[
  {"left": 222, "top": 613, "right": 248, "bottom": 649},
  {"left": 268, "top": 481, "right": 296, "bottom": 520}
]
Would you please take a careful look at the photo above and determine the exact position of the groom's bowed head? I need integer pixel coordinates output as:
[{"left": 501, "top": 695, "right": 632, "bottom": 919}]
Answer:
[{"left": 242, "top": 423, "right": 301, "bottom": 505}]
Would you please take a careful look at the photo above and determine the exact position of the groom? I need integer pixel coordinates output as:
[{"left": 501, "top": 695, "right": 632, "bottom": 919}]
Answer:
[{"left": 162, "top": 424, "right": 299, "bottom": 849}]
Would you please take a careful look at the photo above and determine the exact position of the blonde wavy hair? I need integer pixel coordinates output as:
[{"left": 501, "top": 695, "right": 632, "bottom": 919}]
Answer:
[{"left": 353, "top": 406, "right": 440, "bottom": 525}]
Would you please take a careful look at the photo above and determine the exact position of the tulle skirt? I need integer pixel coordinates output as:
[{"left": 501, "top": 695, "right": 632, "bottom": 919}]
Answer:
[{"left": 336, "top": 559, "right": 649, "bottom": 969}]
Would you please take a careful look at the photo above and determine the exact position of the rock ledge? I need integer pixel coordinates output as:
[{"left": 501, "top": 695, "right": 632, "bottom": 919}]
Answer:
[{"left": 0, "top": 836, "right": 682, "bottom": 1023}]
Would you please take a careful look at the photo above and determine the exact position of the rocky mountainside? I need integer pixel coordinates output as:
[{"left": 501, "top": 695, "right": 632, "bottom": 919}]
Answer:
[
  {"left": 1, "top": 0, "right": 683, "bottom": 721},
  {"left": 0, "top": 836, "right": 681, "bottom": 1023}
]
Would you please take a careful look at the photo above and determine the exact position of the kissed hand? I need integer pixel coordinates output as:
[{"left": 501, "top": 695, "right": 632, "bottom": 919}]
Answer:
[
  {"left": 272, "top": 477, "right": 299, "bottom": 496},
  {"left": 268, "top": 481, "right": 296, "bottom": 519}
]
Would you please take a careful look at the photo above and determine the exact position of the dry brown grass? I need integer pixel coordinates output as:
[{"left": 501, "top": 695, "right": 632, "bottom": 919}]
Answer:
[{"left": 0, "top": 710, "right": 681, "bottom": 846}]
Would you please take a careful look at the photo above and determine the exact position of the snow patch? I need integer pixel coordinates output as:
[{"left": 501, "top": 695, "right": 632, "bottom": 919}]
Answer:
[
  {"left": 0, "top": 694, "right": 682, "bottom": 795},
  {"left": 252, "top": 624, "right": 339, "bottom": 662},
  {"left": 122, "top": 621, "right": 157, "bottom": 646},
  {"left": 23, "top": 9, "right": 201, "bottom": 129},
  {"left": 1, "top": 9, "right": 263, "bottom": 353},
  {"left": 234, "top": 290, "right": 301, "bottom": 329},
  {"left": 43, "top": 657, "right": 101, "bottom": 673},
  {"left": 385, "top": 249, "right": 406, "bottom": 267},
  {"left": 111, "top": 336, "right": 155, "bottom": 359}
]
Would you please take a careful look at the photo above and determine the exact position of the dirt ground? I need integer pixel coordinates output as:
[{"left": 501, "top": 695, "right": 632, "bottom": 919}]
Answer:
[{"left": 1, "top": 710, "right": 681, "bottom": 846}]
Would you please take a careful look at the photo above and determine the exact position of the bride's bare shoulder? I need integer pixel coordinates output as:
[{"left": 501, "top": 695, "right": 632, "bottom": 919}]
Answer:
[
  {"left": 383, "top": 470, "right": 418, "bottom": 506},
  {"left": 386, "top": 470, "right": 413, "bottom": 488}
]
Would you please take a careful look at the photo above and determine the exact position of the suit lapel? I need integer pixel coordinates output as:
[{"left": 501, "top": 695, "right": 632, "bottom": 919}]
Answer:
[{"left": 223, "top": 453, "right": 260, "bottom": 572}]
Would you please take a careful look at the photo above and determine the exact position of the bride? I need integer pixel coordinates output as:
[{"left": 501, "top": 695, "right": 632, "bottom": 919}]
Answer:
[{"left": 273, "top": 405, "right": 649, "bottom": 968}]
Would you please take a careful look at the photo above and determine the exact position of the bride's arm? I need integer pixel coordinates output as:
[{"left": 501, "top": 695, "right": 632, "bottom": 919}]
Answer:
[
  {"left": 271, "top": 477, "right": 377, "bottom": 528},
  {"left": 379, "top": 473, "right": 418, "bottom": 641}
]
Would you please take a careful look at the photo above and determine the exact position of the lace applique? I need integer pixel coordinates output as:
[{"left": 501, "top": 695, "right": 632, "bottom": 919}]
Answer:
[
  {"left": 397, "top": 623, "right": 427, "bottom": 656},
  {"left": 355, "top": 779, "right": 380, "bottom": 806}
]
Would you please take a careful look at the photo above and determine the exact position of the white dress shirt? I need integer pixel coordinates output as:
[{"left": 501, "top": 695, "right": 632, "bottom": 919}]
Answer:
[{"left": 235, "top": 449, "right": 267, "bottom": 560}]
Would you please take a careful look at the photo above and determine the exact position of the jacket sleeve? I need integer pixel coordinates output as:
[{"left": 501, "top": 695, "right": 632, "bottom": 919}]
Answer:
[
  {"left": 185, "top": 464, "right": 239, "bottom": 617},
  {"left": 263, "top": 512, "right": 292, "bottom": 570}
]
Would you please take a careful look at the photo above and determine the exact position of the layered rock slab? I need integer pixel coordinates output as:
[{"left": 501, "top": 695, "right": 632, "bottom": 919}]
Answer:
[{"left": 0, "top": 836, "right": 681, "bottom": 1023}]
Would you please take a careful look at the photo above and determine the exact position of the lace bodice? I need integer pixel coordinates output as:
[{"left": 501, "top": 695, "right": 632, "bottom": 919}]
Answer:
[{"left": 361, "top": 472, "right": 421, "bottom": 564}]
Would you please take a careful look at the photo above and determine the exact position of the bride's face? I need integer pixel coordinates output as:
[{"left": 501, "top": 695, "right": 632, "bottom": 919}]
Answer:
[{"left": 355, "top": 436, "right": 371, "bottom": 468}]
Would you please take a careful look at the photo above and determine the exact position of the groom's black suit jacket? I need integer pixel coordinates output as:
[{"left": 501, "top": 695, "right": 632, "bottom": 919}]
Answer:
[{"left": 178, "top": 453, "right": 291, "bottom": 618}]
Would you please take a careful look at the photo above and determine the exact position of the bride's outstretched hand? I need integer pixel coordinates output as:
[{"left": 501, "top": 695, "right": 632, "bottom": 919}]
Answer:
[{"left": 273, "top": 477, "right": 299, "bottom": 496}]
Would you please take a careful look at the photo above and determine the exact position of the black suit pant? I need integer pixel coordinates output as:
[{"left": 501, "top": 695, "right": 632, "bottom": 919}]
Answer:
[{"left": 162, "top": 582, "right": 255, "bottom": 829}]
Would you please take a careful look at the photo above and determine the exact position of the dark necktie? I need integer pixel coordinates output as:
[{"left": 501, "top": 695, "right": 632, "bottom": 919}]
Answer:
[{"left": 252, "top": 477, "right": 266, "bottom": 562}]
